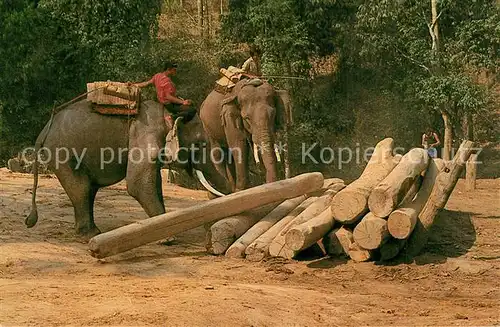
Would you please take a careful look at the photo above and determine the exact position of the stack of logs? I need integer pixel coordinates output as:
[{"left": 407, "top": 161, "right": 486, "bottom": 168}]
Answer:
[
  {"left": 88, "top": 138, "right": 476, "bottom": 263},
  {"left": 204, "top": 138, "right": 476, "bottom": 262}
]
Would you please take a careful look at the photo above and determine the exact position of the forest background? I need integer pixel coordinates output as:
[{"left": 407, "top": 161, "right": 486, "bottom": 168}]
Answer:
[{"left": 0, "top": 0, "right": 498, "bottom": 183}]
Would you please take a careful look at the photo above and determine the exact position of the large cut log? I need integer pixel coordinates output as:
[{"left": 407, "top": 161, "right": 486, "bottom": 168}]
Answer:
[
  {"left": 332, "top": 226, "right": 373, "bottom": 262},
  {"left": 225, "top": 195, "right": 309, "bottom": 258},
  {"left": 88, "top": 172, "right": 324, "bottom": 259},
  {"left": 206, "top": 202, "right": 281, "bottom": 255},
  {"left": 244, "top": 196, "right": 319, "bottom": 261},
  {"left": 285, "top": 206, "right": 338, "bottom": 255},
  {"left": 269, "top": 183, "right": 345, "bottom": 259},
  {"left": 331, "top": 138, "right": 402, "bottom": 224},
  {"left": 368, "top": 148, "right": 430, "bottom": 218},
  {"left": 404, "top": 140, "right": 476, "bottom": 258},
  {"left": 379, "top": 238, "right": 406, "bottom": 261},
  {"left": 387, "top": 158, "right": 445, "bottom": 239},
  {"left": 352, "top": 212, "right": 390, "bottom": 250}
]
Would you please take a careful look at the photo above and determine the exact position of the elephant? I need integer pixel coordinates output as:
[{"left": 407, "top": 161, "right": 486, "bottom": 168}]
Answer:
[
  {"left": 24, "top": 98, "right": 230, "bottom": 238},
  {"left": 199, "top": 78, "right": 290, "bottom": 192}
]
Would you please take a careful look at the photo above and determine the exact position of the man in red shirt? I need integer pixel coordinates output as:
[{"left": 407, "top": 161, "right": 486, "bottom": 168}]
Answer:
[{"left": 133, "top": 62, "right": 196, "bottom": 126}]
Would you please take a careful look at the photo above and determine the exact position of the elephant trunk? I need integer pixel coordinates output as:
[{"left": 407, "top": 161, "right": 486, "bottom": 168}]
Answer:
[{"left": 254, "top": 126, "right": 278, "bottom": 183}]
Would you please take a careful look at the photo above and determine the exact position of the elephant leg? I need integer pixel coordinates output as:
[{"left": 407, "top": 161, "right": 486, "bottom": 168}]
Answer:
[
  {"left": 208, "top": 139, "right": 234, "bottom": 190},
  {"left": 223, "top": 107, "right": 248, "bottom": 191},
  {"left": 54, "top": 163, "right": 100, "bottom": 237}
]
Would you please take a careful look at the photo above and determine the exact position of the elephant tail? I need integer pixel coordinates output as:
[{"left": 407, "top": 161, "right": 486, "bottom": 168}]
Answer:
[{"left": 25, "top": 110, "right": 55, "bottom": 228}]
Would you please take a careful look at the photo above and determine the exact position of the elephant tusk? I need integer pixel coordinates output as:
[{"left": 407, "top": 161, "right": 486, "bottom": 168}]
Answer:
[
  {"left": 274, "top": 144, "right": 282, "bottom": 162},
  {"left": 253, "top": 144, "right": 260, "bottom": 164},
  {"left": 194, "top": 169, "right": 227, "bottom": 197}
]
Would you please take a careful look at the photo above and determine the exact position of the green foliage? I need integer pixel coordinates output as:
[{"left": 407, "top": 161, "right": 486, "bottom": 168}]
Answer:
[{"left": 0, "top": 0, "right": 162, "bottom": 162}]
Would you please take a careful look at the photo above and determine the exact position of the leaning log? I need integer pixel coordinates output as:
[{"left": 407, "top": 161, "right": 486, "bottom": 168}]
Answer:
[
  {"left": 206, "top": 202, "right": 281, "bottom": 255},
  {"left": 403, "top": 141, "right": 476, "bottom": 258},
  {"left": 331, "top": 138, "right": 401, "bottom": 224},
  {"left": 352, "top": 212, "right": 390, "bottom": 250},
  {"left": 88, "top": 172, "right": 324, "bottom": 259},
  {"left": 244, "top": 196, "right": 319, "bottom": 261},
  {"left": 368, "top": 148, "right": 430, "bottom": 218},
  {"left": 269, "top": 183, "right": 345, "bottom": 259},
  {"left": 321, "top": 227, "right": 344, "bottom": 256},
  {"left": 225, "top": 195, "right": 309, "bottom": 258},
  {"left": 387, "top": 158, "right": 445, "bottom": 239}
]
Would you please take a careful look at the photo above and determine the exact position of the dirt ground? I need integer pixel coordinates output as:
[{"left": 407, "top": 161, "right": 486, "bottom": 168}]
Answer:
[{"left": 0, "top": 168, "right": 499, "bottom": 327}]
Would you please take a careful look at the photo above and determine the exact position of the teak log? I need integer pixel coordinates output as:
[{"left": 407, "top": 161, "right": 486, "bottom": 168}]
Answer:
[
  {"left": 331, "top": 138, "right": 401, "bottom": 224},
  {"left": 404, "top": 140, "right": 476, "bottom": 257},
  {"left": 333, "top": 227, "right": 373, "bottom": 262},
  {"left": 269, "top": 184, "right": 345, "bottom": 259},
  {"left": 87, "top": 172, "right": 324, "bottom": 259},
  {"left": 387, "top": 158, "right": 445, "bottom": 239},
  {"left": 368, "top": 148, "right": 430, "bottom": 217},
  {"left": 309, "top": 178, "right": 345, "bottom": 196},
  {"left": 225, "top": 195, "right": 308, "bottom": 258},
  {"left": 353, "top": 212, "right": 390, "bottom": 250},
  {"left": 285, "top": 207, "right": 336, "bottom": 254},
  {"left": 206, "top": 203, "right": 280, "bottom": 255},
  {"left": 244, "top": 196, "right": 319, "bottom": 261}
]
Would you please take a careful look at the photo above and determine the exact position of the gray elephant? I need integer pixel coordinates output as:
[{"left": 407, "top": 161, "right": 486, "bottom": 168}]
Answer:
[
  {"left": 25, "top": 99, "right": 230, "bottom": 238},
  {"left": 199, "top": 79, "right": 290, "bottom": 192}
]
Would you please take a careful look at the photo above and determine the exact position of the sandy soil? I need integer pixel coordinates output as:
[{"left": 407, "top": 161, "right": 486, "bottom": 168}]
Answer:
[{"left": 1, "top": 168, "right": 499, "bottom": 326}]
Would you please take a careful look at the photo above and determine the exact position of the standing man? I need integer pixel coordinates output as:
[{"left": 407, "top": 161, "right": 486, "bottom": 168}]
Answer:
[
  {"left": 422, "top": 127, "right": 441, "bottom": 158},
  {"left": 133, "top": 61, "right": 196, "bottom": 127},
  {"left": 241, "top": 45, "right": 262, "bottom": 77}
]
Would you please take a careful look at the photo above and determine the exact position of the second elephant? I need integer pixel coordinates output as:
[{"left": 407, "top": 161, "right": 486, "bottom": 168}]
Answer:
[{"left": 199, "top": 79, "right": 290, "bottom": 192}]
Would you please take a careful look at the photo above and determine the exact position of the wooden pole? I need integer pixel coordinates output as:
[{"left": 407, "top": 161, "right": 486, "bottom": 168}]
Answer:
[
  {"left": 404, "top": 140, "right": 476, "bottom": 257},
  {"left": 88, "top": 172, "right": 324, "bottom": 259},
  {"left": 331, "top": 138, "right": 402, "bottom": 224},
  {"left": 368, "top": 148, "right": 430, "bottom": 218}
]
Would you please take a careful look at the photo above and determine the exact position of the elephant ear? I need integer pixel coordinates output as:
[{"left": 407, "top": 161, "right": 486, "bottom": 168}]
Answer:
[{"left": 274, "top": 89, "right": 293, "bottom": 131}]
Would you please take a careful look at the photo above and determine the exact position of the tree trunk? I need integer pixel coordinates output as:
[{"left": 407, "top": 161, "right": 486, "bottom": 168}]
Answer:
[
  {"left": 352, "top": 212, "right": 390, "bottom": 250},
  {"left": 244, "top": 196, "right": 319, "bottom": 261},
  {"left": 206, "top": 203, "right": 280, "bottom": 255},
  {"left": 88, "top": 172, "right": 324, "bottom": 259},
  {"left": 442, "top": 110, "right": 453, "bottom": 161},
  {"left": 331, "top": 138, "right": 402, "bottom": 224},
  {"left": 368, "top": 148, "right": 430, "bottom": 217},
  {"left": 387, "top": 158, "right": 445, "bottom": 239},
  {"left": 197, "top": 0, "right": 204, "bottom": 37},
  {"left": 225, "top": 195, "right": 308, "bottom": 258},
  {"left": 269, "top": 184, "right": 345, "bottom": 259},
  {"left": 404, "top": 140, "right": 476, "bottom": 257},
  {"left": 466, "top": 153, "right": 478, "bottom": 191}
]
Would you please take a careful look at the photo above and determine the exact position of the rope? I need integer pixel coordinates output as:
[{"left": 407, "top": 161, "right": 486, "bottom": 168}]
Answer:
[{"left": 51, "top": 86, "right": 107, "bottom": 116}]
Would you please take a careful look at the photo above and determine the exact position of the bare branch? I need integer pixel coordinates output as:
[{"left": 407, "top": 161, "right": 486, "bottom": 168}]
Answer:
[{"left": 394, "top": 46, "right": 431, "bottom": 73}]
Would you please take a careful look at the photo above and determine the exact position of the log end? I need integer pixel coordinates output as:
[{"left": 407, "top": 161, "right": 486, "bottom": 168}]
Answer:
[
  {"left": 285, "top": 228, "right": 306, "bottom": 252},
  {"left": 225, "top": 243, "right": 246, "bottom": 259},
  {"left": 367, "top": 187, "right": 395, "bottom": 218},
  {"left": 353, "top": 215, "right": 389, "bottom": 250},
  {"left": 387, "top": 208, "right": 416, "bottom": 240},
  {"left": 331, "top": 191, "right": 367, "bottom": 224}
]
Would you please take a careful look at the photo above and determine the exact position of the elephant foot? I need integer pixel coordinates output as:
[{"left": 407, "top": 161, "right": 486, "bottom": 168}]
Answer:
[{"left": 76, "top": 225, "right": 101, "bottom": 240}]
